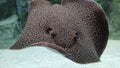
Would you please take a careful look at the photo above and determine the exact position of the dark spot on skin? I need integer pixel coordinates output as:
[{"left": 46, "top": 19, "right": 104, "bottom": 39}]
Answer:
[
  {"left": 73, "top": 36, "right": 76, "bottom": 42},
  {"left": 50, "top": 32, "right": 56, "bottom": 39},
  {"left": 72, "top": 47, "right": 79, "bottom": 53},
  {"left": 86, "top": 14, "right": 90, "bottom": 19},
  {"left": 93, "top": 31, "right": 98, "bottom": 37},
  {"left": 73, "top": 48, "right": 79, "bottom": 53},
  {"left": 53, "top": 20, "right": 56, "bottom": 23},
  {"left": 27, "top": 39, "right": 34, "bottom": 44},
  {"left": 77, "top": 55, "right": 80, "bottom": 59}
]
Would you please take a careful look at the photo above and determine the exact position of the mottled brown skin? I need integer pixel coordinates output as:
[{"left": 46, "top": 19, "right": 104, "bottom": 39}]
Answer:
[
  {"left": 61, "top": 0, "right": 109, "bottom": 63},
  {"left": 10, "top": 0, "right": 109, "bottom": 64}
]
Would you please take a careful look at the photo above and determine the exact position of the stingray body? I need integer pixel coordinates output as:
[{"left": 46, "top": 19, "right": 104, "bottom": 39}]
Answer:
[{"left": 10, "top": 0, "right": 109, "bottom": 64}]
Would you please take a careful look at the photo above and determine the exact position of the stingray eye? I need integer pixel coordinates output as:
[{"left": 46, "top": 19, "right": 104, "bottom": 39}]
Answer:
[
  {"left": 74, "top": 32, "right": 79, "bottom": 41},
  {"left": 75, "top": 33, "right": 78, "bottom": 36},
  {"left": 46, "top": 28, "right": 56, "bottom": 39}
]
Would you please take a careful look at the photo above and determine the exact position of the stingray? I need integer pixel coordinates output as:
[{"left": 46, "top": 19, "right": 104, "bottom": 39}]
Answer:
[{"left": 10, "top": 0, "right": 109, "bottom": 64}]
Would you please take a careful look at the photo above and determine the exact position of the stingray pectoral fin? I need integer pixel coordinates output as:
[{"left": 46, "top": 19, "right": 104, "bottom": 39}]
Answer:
[
  {"left": 29, "top": 0, "right": 51, "bottom": 11},
  {"left": 65, "top": 42, "right": 100, "bottom": 64},
  {"left": 30, "top": 42, "right": 66, "bottom": 54}
]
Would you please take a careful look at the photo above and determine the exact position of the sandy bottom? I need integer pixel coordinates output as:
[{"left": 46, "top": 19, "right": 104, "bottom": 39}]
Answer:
[{"left": 0, "top": 40, "right": 120, "bottom": 68}]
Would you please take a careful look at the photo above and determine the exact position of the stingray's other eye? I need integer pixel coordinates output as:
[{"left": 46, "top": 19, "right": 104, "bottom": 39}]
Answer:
[
  {"left": 46, "top": 27, "right": 52, "bottom": 34},
  {"left": 46, "top": 27, "right": 56, "bottom": 39}
]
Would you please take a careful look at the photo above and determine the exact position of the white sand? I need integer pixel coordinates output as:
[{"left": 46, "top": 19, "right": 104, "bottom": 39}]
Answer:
[{"left": 0, "top": 40, "right": 120, "bottom": 68}]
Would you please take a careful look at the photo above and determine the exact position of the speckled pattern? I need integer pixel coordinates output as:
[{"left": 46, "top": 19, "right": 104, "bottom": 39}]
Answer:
[{"left": 10, "top": 0, "right": 109, "bottom": 64}]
